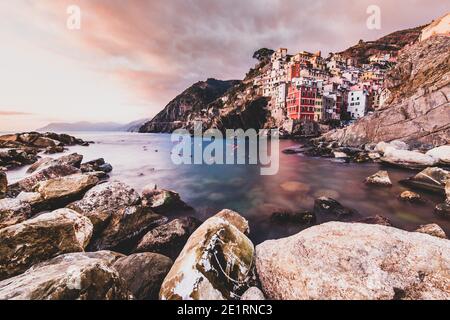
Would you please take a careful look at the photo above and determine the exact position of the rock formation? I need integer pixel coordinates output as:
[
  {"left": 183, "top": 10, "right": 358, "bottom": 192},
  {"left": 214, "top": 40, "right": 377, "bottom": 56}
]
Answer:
[{"left": 256, "top": 222, "right": 450, "bottom": 300}]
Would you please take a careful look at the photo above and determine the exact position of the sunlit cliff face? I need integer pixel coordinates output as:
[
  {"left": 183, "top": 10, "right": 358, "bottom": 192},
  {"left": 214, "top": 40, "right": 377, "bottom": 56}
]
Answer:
[{"left": 0, "top": 0, "right": 448, "bottom": 131}]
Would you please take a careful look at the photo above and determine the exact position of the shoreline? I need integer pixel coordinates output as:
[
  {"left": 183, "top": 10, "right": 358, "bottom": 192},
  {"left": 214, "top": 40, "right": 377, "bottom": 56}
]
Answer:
[{"left": 1, "top": 131, "right": 449, "bottom": 300}]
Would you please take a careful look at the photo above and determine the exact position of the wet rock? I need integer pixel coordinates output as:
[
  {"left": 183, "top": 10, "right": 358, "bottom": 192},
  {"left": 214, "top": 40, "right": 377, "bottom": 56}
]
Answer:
[
  {"left": 0, "top": 148, "right": 39, "bottom": 169},
  {"left": 415, "top": 224, "right": 447, "bottom": 239},
  {"left": 88, "top": 205, "right": 167, "bottom": 253},
  {"left": 270, "top": 209, "right": 316, "bottom": 225},
  {"left": 31, "top": 137, "right": 58, "bottom": 148},
  {"left": 141, "top": 186, "right": 191, "bottom": 214},
  {"left": 0, "top": 198, "right": 32, "bottom": 229},
  {"left": 354, "top": 152, "right": 371, "bottom": 163},
  {"left": 43, "top": 132, "right": 86, "bottom": 146},
  {"left": 0, "top": 171, "right": 6, "bottom": 199},
  {"left": 282, "top": 146, "right": 306, "bottom": 155},
  {"left": 32, "top": 174, "right": 99, "bottom": 209},
  {"left": 0, "top": 251, "right": 130, "bottom": 300},
  {"left": 134, "top": 217, "right": 201, "bottom": 260},
  {"left": 426, "top": 145, "right": 450, "bottom": 165},
  {"left": 256, "top": 222, "right": 450, "bottom": 300},
  {"left": 44, "top": 145, "right": 66, "bottom": 154},
  {"left": 368, "top": 152, "right": 381, "bottom": 160},
  {"left": 27, "top": 153, "right": 83, "bottom": 174},
  {"left": 8, "top": 164, "right": 81, "bottom": 197},
  {"left": 357, "top": 215, "right": 393, "bottom": 227},
  {"left": 400, "top": 167, "right": 449, "bottom": 194},
  {"left": 313, "top": 197, "right": 359, "bottom": 222},
  {"left": 80, "top": 158, "right": 113, "bottom": 173},
  {"left": 160, "top": 210, "right": 255, "bottom": 300},
  {"left": 398, "top": 191, "right": 424, "bottom": 204},
  {"left": 26, "top": 157, "right": 53, "bottom": 173},
  {"left": 15, "top": 192, "right": 43, "bottom": 210},
  {"left": 241, "top": 287, "right": 265, "bottom": 300},
  {"left": 113, "top": 253, "right": 173, "bottom": 300},
  {"left": 0, "top": 208, "right": 93, "bottom": 280},
  {"left": 67, "top": 181, "right": 141, "bottom": 230},
  {"left": 364, "top": 171, "right": 392, "bottom": 187},
  {"left": 435, "top": 202, "right": 450, "bottom": 219},
  {"left": 381, "top": 149, "right": 438, "bottom": 170}
]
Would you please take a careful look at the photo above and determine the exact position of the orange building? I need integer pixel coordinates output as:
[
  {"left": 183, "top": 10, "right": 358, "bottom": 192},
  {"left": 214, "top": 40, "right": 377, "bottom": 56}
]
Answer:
[{"left": 286, "top": 79, "right": 318, "bottom": 120}]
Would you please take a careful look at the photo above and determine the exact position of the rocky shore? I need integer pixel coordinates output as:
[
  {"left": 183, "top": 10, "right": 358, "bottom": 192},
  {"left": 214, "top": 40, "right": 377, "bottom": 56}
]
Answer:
[{"left": 0, "top": 132, "right": 449, "bottom": 300}]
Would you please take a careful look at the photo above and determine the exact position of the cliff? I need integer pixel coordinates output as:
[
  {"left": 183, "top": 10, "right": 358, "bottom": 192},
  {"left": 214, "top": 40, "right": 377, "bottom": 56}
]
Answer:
[
  {"left": 139, "top": 79, "right": 240, "bottom": 133},
  {"left": 338, "top": 25, "right": 425, "bottom": 65},
  {"left": 324, "top": 35, "right": 450, "bottom": 147},
  {"left": 139, "top": 51, "right": 273, "bottom": 133}
]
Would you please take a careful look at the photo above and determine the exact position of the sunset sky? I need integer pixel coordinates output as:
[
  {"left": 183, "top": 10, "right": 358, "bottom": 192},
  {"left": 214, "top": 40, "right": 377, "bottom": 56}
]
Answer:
[{"left": 0, "top": 0, "right": 448, "bottom": 131}]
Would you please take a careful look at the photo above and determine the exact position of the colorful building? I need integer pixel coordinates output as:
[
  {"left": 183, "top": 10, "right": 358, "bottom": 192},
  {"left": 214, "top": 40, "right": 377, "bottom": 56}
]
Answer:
[{"left": 286, "top": 78, "right": 318, "bottom": 120}]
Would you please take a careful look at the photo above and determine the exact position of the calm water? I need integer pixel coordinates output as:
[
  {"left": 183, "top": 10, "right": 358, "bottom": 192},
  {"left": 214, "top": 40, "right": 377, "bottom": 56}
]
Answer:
[{"left": 7, "top": 132, "right": 449, "bottom": 244}]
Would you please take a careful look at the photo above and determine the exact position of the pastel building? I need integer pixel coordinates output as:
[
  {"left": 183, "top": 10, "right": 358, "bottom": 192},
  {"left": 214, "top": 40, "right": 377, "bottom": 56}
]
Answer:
[{"left": 347, "top": 88, "right": 368, "bottom": 119}]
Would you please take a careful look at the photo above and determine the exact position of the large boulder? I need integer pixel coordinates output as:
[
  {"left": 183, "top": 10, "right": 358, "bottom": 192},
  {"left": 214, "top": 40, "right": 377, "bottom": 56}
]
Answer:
[
  {"left": 159, "top": 210, "right": 255, "bottom": 300},
  {"left": 87, "top": 205, "right": 167, "bottom": 253},
  {"left": 364, "top": 170, "right": 392, "bottom": 187},
  {"left": 0, "top": 198, "right": 32, "bottom": 229},
  {"left": 26, "top": 153, "right": 83, "bottom": 174},
  {"left": 0, "top": 208, "right": 93, "bottom": 280},
  {"left": 426, "top": 145, "right": 450, "bottom": 165},
  {"left": 7, "top": 164, "right": 81, "bottom": 196},
  {"left": 381, "top": 149, "right": 438, "bottom": 170},
  {"left": 32, "top": 174, "right": 99, "bottom": 209},
  {"left": 0, "top": 251, "right": 130, "bottom": 300},
  {"left": 256, "top": 222, "right": 450, "bottom": 300},
  {"left": 400, "top": 167, "right": 449, "bottom": 194},
  {"left": 0, "top": 171, "right": 6, "bottom": 199},
  {"left": 134, "top": 217, "right": 201, "bottom": 260},
  {"left": 113, "top": 253, "right": 173, "bottom": 300},
  {"left": 67, "top": 181, "right": 141, "bottom": 230}
]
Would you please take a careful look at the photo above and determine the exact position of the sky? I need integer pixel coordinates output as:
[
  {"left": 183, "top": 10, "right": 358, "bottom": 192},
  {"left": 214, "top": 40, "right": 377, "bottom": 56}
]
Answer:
[{"left": 0, "top": 0, "right": 448, "bottom": 131}]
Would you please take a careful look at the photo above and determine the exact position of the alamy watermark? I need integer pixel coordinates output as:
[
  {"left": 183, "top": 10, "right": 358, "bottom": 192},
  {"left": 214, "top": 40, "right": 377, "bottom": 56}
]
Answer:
[
  {"left": 171, "top": 122, "right": 280, "bottom": 176},
  {"left": 366, "top": 5, "right": 381, "bottom": 30},
  {"left": 66, "top": 5, "right": 81, "bottom": 30}
]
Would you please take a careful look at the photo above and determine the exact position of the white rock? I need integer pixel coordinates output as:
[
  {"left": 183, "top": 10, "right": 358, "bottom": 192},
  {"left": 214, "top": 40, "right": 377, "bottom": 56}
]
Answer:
[
  {"left": 333, "top": 152, "right": 348, "bottom": 159},
  {"left": 256, "top": 222, "right": 450, "bottom": 300},
  {"left": 426, "top": 145, "right": 450, "bottom": 164},
  {"left": 375, "top": 141, "right": 408, "bottom": 154},
  {"left": 382, "top": 149, "right": 438, "bottom": 169}
]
